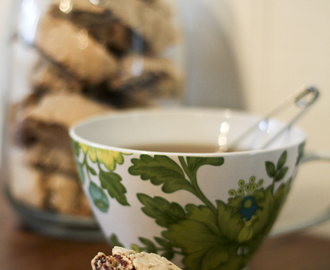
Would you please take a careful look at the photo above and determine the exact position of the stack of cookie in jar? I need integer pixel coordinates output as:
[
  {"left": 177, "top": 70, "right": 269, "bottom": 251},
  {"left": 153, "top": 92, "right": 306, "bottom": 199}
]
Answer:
[{"left": 9, "top": 0, "right": 183, "bottom": 217}]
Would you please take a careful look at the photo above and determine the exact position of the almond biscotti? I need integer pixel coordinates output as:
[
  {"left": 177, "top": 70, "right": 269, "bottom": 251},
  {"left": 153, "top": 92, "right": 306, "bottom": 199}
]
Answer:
[
  {"left": 10, "top": 148, "right": 91, "bottom": 216},
  {"left": 50, "top": 0, "right": 179, "bottom": 54},
  {"left": 16, "top": 93, "right": 113, "bottom": 149},
  {"left": 92, "top": 247, "right": 181, "bottom": 270},
  {"left": 48, "top": 4, "right": 132, "bottom": 56},
  {"left": 34, "top": 14, "right": 118, "bottom": 85}
]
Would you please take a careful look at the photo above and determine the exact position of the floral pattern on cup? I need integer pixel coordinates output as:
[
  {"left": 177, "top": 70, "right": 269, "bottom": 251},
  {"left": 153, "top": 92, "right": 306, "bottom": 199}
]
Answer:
[
  {"left": 73, "top": 141, "right": 132, "bottom": 211},
  {"left": 73, "top": 141, "right": 296, "bottom": 270}
]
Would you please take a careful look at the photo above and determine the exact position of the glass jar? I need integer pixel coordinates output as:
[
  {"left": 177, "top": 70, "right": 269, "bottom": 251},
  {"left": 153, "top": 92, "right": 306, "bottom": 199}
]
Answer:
[{"left": 1, "top": 0, "right": 184, "bottom": 240}]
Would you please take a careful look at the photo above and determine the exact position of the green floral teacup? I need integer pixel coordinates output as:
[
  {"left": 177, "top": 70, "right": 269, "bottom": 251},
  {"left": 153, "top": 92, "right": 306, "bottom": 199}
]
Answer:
[{"left": 69, "top": 108, "right": 328, "bottom": 270}]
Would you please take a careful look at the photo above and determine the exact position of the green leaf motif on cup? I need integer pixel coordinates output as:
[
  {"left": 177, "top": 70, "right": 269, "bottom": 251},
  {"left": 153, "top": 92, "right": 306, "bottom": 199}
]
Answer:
[
  {"left": 128, "top": 155, "right": 195, "bottom": 193},
  {"left": 72, "top": 140, "right": 81, "bottom": 157},
  {"left": 138, "top": 237, "right": 157, "bottom": 253},
  {"left": 129, "top": 155, "right": 224, "bottom": 212},
  {"left": 125, "top": 151, "right": 293, "bottom": 270},
  {"left": 110, "top": 234, "right": 124, "bottom": 247},
  {"left": 129, "top": 236, "right": 175, "bottom": 260},
  {"left": 186, "top": 156, "right": 225, "bottom": 174},
  {"left": 274, "top": 166, "right": 289, "bottom": 182},
  {"left": 72, "top": 141, "right": 131, "bottom": 209},
  {"left": 76, "top": 162, "right": 85, "bottom": 184},
  {"left": 137, "top": 194, "right": 185, "bottom": 227},
  {"left": 99, "top": 170, "right": 130, "bottom": 206},
  {"left": 277, "top": 151, "right": 287, "bottom": 170},
  {"left": 265, "top": 161, "right": 276, "bottom": 177},
  {"left": 266, "top": 151, "right": 289, "bottom": 188},
  {"left": 89, "top": 181, "right": 109, "bottom": 213}
]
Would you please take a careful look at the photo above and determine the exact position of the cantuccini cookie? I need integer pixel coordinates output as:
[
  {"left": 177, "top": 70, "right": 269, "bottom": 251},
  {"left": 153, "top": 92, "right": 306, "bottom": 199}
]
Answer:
[
  {"left": 23, "top": 92, "right": 113, "bottom": 129},
  {"left": 51, "top": 0, "right": 179, "bottom": 54},
  {"left": 34, "top": 14, "right": 118, "bottom": 85},
  {"left": 19, "top": 93, "right": 113, "bottom": 149},
  {"left": 92, "top": 247, "right": 181, "bottom": 270},
  {"left": 10, "top": 145, "right": 92, "bottom": 215},
  {"left": 92, "top": 0, "right": 179, "bottom": 54},
  {"left": 48, "top": 4, "right": 132, "bottom": 56}
]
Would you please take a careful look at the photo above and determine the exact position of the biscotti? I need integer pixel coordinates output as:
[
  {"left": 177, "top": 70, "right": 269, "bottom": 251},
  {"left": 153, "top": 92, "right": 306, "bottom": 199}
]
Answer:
[
  {"left": 34, "top": 14, "right": 119, "bottom": 85},
  {"left": 50, "top": 0, "right": 179, "bottom": 55},
  {"left": 92, "top": 247, "right": 181, "bottom": 270}
]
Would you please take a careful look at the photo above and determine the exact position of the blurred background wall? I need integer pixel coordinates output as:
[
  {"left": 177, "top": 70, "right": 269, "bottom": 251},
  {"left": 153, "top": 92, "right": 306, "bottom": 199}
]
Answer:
[{"left": 1, "top": 0, "right": 330, "bottom": 236}]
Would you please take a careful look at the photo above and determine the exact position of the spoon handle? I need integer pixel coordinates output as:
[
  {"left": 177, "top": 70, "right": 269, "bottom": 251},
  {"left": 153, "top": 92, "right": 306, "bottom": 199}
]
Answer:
[{"left": 227, "top": 85, "right": 320, "bottom": 151}]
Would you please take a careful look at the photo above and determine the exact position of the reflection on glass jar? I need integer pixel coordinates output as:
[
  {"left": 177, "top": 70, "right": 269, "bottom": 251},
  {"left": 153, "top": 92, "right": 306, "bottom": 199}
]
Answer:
[{"left": 2, "top": 0, "right": 184, "bottom": 240}]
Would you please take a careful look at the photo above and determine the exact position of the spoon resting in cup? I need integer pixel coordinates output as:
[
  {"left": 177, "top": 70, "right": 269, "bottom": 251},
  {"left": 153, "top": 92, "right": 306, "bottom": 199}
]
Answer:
[{"left": 219, "top": 85, "right": 320, "bottom": 152}]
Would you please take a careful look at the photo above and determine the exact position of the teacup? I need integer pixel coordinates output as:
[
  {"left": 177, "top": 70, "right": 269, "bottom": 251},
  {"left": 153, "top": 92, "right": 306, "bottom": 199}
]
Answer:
[{"left": 69, "top": 108, "right": 329, "bottom": 270}]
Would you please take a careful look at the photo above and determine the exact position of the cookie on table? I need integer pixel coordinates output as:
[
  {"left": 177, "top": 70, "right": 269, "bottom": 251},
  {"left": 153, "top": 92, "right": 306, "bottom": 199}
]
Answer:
[
  {"left": 92, "top": 247, "right": 181, "bottom": 270},
  {"left": 34, "top": 14, "right": 118, "bottom": 85}
]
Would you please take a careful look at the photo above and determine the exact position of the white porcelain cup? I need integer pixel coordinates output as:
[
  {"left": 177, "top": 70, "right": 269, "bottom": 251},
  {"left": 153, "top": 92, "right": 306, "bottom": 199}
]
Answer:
[{"left": 70, "top": 108, "right": 330, "bottom": 270}]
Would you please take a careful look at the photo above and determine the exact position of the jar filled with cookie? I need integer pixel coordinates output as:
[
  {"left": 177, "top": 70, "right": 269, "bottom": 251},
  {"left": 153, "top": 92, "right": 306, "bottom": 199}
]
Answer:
[{"left": 1, "top": 0, "right": 184, "bottom": 239}]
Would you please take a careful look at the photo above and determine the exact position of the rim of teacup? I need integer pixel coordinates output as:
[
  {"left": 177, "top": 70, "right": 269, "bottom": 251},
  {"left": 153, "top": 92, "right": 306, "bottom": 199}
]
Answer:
[{"left": 69, "top": 107, "right": 307, "bottom": 157}]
